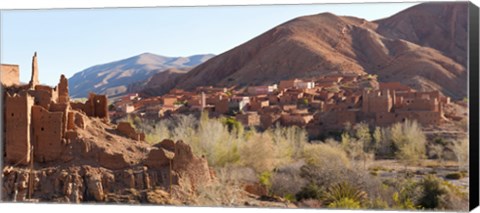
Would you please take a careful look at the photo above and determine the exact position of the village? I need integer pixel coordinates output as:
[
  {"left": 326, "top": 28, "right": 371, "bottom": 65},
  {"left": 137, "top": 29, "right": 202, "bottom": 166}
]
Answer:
[
  {"left": 0, "top": 53, "right": 470, "bottom": 210},
  {"left": 110, "top": 72, "right": 453, "bottom": 138}
]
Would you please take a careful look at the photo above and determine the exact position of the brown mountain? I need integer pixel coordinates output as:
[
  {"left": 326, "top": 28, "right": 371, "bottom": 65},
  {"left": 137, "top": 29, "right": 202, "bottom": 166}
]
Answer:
[
  {"left": 142, "top": 2, "right": 467, "bottom": 99},
  {"left": 141, "top": 67, "right": 190, "bottom": 96},
  {"left": 375, "top": 2, "right": 468, "bottom": 66}
]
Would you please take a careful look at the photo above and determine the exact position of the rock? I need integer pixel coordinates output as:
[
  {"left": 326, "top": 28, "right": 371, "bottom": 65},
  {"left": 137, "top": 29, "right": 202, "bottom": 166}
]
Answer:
[
  {"left": 85, "top": 171, "right": 105, "bottom": 201},
  {"left": 172, "top": 140, "right": 212, "bottom": 190}
]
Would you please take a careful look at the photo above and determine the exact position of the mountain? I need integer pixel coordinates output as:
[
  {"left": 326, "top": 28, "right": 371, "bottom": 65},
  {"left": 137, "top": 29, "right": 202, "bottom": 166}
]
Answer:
[
  {"left": 142, "top": 2, "right": 467, "bottom": 99},
  {"left": 375, "top": 2, "right": 468, "bottom": 66},
  {"left": 141, "top": 67, "right": 191, "bottom": 96},
  {"left": 69, "top": 53, "right": 214, "bottom": 98}
]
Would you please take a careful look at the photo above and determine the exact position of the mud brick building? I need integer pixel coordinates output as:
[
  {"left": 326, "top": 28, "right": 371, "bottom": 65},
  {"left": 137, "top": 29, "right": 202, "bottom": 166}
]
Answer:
[{"left": 2, "top": 53, "right": 110, "bottom": 165}]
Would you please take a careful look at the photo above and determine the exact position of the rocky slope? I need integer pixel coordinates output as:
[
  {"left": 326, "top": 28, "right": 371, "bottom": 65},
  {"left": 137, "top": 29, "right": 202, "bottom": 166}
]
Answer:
[
  {"left": 1, "top": 112, "right": 213, "bottom": 203},
  {"left": 69, "top": 53, "right": 214, "bottom": 98},
  {"left": 141, "top": 68, "right": 190, "bottom": 96},
  {"left": 142, "top": 2, "right": 467, "bottom": 99},
  {"left": 374, "top": 2, "right": 468, "bottom": 66}
]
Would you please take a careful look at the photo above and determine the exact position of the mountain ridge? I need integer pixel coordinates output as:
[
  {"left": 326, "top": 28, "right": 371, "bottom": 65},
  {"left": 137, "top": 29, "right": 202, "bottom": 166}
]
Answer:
[
  {"left": 140, "top": 2, "right": 467, "bottom": 99},
  {"left": 68, "top": 52, "right": 214, "bottom": 98}
]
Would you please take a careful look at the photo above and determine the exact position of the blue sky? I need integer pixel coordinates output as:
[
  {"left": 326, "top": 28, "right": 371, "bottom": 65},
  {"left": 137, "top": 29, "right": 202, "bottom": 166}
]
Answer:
[{"left": 1, "top": 2, "right": 418, "bottom": 86}]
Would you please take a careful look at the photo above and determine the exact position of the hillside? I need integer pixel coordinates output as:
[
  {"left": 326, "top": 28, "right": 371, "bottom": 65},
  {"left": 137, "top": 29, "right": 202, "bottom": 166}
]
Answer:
[
  {"left": 374, "top": 2, "right": 468, "bottom": 66},
  {"left": 142, "top": 2, "right": 467, "bottom": 99},
  {"left": 69, "top": 53, "right": 214, "bottom": 98}
]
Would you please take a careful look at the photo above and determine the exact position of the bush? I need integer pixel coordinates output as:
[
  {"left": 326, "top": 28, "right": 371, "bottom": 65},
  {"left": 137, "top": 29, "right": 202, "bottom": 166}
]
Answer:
[
  {"left": 450, "top": 138, "right": 468, "bottom": 171},
  {"left": 270, "top": 161, "right": 306, "bottom": 198},
  {"left": 445, "top": 172, "right": 463, "bottom": 180},
  {"left": 239, "top": 133, "right": 275, "bottom": 173},
  {"left": 417, "top": 175, "right": 448, "bottom": 209},
  {"left": 328, "top": 198, "right": 361, "bottom": 209},
  {"left": 302, "top": 142, "right": 350, "bottom": 169},
  {"left": 323, "top": 182, "right": 367, "bottom": 208},
  {"left": 367, "top": 197, "right": 389, "bottom": 209},
  {"left": 195, "top": 167, "right": 243, "bottom": 206},
  {"left": 295, "top": 183, "right": 323, "bottom": 201},
  {"left": 221, "top": 116, "right": 242, "bottom": 133},
  {"left": 388, "top": 120, "right": 426, "bottom": 167},
  {"left": 384, "top": 177, "right": 421, "bottom": 210}
]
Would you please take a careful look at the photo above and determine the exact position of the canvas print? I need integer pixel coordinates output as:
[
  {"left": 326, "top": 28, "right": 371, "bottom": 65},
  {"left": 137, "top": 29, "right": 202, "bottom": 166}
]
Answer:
[{"left": 0, "top": 1, "right": 475, "bottom": 211}]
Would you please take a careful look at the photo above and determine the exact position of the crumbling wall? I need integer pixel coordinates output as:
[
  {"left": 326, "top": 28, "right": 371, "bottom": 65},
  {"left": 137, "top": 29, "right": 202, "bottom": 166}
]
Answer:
[
  {"left": 0, "top": 64, "right": 20, "bottom": 86},
  {"left": 31, "top": 105, "right": 65, "bottom": 162},
  {"left": 172, "top": 140, "right": 212, "bottom": 189},
  {"left": 57, "top": 75, "right": 69, "bottom": 104},
  {"left": 70, "top": 102, "right": 86, "bottom": 112},
  {"left": 116, "top": 122, "right": 145, "bottom": 141},
  {"left": 29, "top": 88, "right": 53, "bottom": 110},
  {"left": 50, "top": 103, "right": 69, "bottom": 137},
  {"left": 4, "top": 92, "right": 34, "bottom": 165},
  {"left": 29, "top": 52, "right": 39, "bottom": 88},
  {"left": 362, "top": 90, "right": 392, "bottom": 113},
  {"left": 85, "top": 93, "right": 109, "bottom": 120}
]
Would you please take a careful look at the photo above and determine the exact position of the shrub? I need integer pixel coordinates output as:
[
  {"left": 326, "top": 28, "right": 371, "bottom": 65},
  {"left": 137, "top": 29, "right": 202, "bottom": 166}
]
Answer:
[
  {"left": 302, "top": 142, "right": 350, "bottom": 169},
  {"left": 367, "top": 197, "right": 389, "bottom": 209},
  {"left": 328, "top": 198, "right": 361, "bottom": 209},
  {"left": 295, "top": 183, "right": 323, "bottom": 201},
  {"left": 323, "top": 182, "right": 367, "bottom": 208},
  {"left": 221, "top": 116, "right": 242, "bottom": 133},
  {"left": 445, "top": 172, "right": 463, "bottom": 180},
  {"left": 284, "top": 194, "right": 296, "bottom": 202},
  {"left": 450, "top": 138, "right": 468, "bottom": 171},
  {"left": 417, "top": 175, "right": 448, "bottom": 209},
  {"left": 258, "top": 171, "right": 272, "bottom": 193},
  {"left": 195, "top": 167, "right": 243, "bottom": 206},
  {"left": 389, "top": 120, "right": 426, "bottom": 167},
  {"left": 239, "top": 133, "right": 275, "bottom": 173},
  {"left": 269, "top": 125, "right": 307, "bottom": 165},
  {"left": 385, "top": 177, "right": 421, "bottom": 210},
  {"left": 270, "top": 161, "right": 306, "bottom": 198},
  {"left": 392, "top": 191, "right": 416, "bottom": 210}
]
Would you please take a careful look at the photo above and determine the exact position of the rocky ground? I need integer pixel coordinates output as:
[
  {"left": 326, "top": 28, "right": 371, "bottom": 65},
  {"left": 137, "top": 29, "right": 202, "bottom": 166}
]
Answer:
[{"left": 1, "top": 114, "right": 293, "bottom": 207}]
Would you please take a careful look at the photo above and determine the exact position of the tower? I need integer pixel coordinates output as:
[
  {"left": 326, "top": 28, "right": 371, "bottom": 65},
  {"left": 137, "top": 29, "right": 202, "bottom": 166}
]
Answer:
[{"left": 29, "top": 52, "right": 39, "bottom": 89}]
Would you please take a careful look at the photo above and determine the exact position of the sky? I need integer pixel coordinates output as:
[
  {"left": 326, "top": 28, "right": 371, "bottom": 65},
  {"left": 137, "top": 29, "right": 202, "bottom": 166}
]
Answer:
[{"left": 0, "top": 2, "right": 419, "bottom": 86}]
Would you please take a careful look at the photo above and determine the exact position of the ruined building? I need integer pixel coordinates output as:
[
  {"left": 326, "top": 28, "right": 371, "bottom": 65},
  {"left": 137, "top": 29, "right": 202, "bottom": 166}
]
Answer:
[
  {"left": 362, "top": 89, "right": 447, "bottom": 126},
  {"left": 2, "top": 54, "right": 213, "bottom": 203},
  {"left": 2, "top": 53, "right": 109, "bottom": 165}
]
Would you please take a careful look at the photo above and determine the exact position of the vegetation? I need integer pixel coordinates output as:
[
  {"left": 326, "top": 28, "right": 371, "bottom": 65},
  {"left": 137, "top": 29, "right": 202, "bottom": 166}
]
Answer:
[
  {"left": 136, "top": 114, "right": 467, "bottom": 211},
  {"left": 445, "top": 172, "right": 463, "bottom": 180},
  {"left": 451, "top": 138, "right": 468, "bottom": 171},
  {"left": 323, "top": 182, "right": 367, "bottom": 209}
]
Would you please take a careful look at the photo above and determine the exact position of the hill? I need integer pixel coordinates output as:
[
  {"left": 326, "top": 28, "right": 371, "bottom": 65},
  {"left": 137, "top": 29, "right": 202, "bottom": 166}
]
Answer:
[
  {"left": 142, "top": 2, "right": 467, "bottom": 99},
  {"left": 69, "top": 53, "right": 214, "bottom": 98}
]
